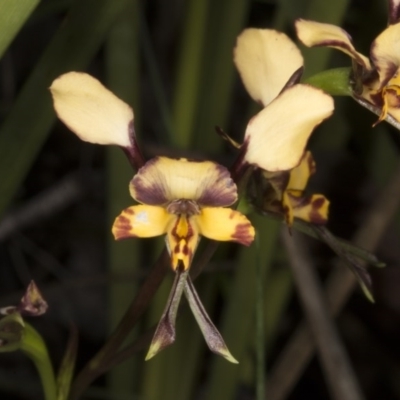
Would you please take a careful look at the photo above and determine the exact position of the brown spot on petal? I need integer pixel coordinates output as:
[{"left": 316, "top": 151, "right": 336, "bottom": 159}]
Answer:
[
  {"left": 231, "top": 222, "right": 255, "bottom": 246},
  {"left": 308, "top": 197, "right": 329, "bottom": 225},
  {"left": 113, "top": 214, "right": 135, "bottom": 240},
  {"left": 368, "top": 90, "right": 384, "bottom": 108},
  {"left": 312, "top": 196, "right": 325, "bottom": 209},
  {"left": 387, "top": 88, "right": 400, "bottom": 109}
]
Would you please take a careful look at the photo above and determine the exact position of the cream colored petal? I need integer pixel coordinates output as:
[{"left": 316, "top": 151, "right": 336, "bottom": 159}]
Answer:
[
  {"left": 244, "top": 84, "right": 334, "bottom": 172},
  {"left": 112, "top": 205, "right": 171, "bottom": 240},
  {"left": 234, "top": 28, "right": 303, "bottom": 107},
  {"left": 371, "top": 23, "right": 400, "bottom": 87},
  {"left": 130, "top": 157, "right": 237, "bottom": 206},
  {"left": 50, "top": 72, "right": 134, "bottom": 147},
  {"left": 295, "top": 19, "right": 371, "bottom": 70},
  {"left": 194, "top": 207, "right": 255, "bottom": 246}
]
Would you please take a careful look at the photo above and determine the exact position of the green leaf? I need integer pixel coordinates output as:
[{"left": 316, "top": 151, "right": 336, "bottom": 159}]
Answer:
[
  {"left": 304, "top": 67, "right": 352, "bottom": 96},
  {"left": 0, "top": 313, "right": 24, "bottom": 352},
  {"left": 0, "top": 0, "right": 40, "bottom": 59},
  {"left": 0, "top": 0, "right": 131, "bottom": 218},
  {"left": 20, "top": 323, "right": 57, "bottom": 400},
  {"left": 57, "top": 326, "right": 78, "bottom": 400}
]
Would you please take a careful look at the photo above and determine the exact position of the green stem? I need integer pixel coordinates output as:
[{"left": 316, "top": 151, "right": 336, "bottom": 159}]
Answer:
[
  {"left": 21, "top": 323, "right": 57, "bottom": 400},
  {"left": 255, "top": 234, "right": 266, "bottom": 400},
  {"left": 69, "top": 249, "right": 169, "bottom": 400}
]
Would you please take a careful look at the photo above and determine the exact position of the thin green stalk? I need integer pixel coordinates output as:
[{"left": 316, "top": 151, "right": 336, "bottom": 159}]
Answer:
[
  {"left": 140, "top": 11, "right": 174, "bottom": 144},
  {"left": 264, "top": 267, "right": 293, "bottom": 353},
  {"left": 191, "top": 0, "right": 250, "bottom": 154},
  {"left": 255, "top": 234, "right": 266, "bottom": 400},
  {"left": 0, "top": 0, "right": 40, "bottom": 59},
  {"left": 70, "top": 249, "right": 169, "bottom": 400},
  {"left": 0, "top": 0, "right": 131, "bottom": 218},
  {"left": 206, "top": 216, "right": 280, "bottom": 400},
  {"left": 21, "top": 323, "right": 57, "bottom": 400},
  {"left": 172, "top": 0, "right": 209, "bottom": 149},
  {"left": 105, "top": 0, "right": 141, "bottom": 395}
]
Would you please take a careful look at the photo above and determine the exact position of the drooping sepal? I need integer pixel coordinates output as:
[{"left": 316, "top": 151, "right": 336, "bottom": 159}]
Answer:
[
  {"left": 184, "top": 277, "right": 238, "bottom": 364},
  {"left": 146, "top": 270, "right": 188, "bottom": 360}
]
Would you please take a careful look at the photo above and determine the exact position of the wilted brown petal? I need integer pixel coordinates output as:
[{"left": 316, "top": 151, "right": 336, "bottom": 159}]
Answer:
[{"left": 18, "top": 281, "right": 48, "bottom": 317}]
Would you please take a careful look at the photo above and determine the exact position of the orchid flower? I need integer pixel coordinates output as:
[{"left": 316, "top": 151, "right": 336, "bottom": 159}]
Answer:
[
  {"left": 112, "top": 156, "right": 254, "bottom": 271},
  {"left": 296, "top": 0, "right": 400, "bottom": 126},
  {"left": 232, "top": 28, "right": 333, "bottom": 226},
  {"left": 264, "top": 151, "right": 329, "bottom": 226},
  {"left": 50, "top": 72, "right": 254, "bottom": 362}
]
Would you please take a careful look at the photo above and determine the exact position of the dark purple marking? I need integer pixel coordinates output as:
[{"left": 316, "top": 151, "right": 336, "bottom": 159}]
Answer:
[
  {"left": 231, "top": 222, "right": 254, "bottom": 246},
  {"left": 131, "top": 157, "right": 168, "bottom": 205}
]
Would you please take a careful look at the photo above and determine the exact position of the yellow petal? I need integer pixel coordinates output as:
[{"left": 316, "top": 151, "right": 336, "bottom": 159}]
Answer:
[
  {"left": 386, "top": 89, "right": 400, "bottom": 122},
  {"left": 112, "top": 205, "right": 170, "bottom": 240},
  {"left": 289, "top": 193, "right": 330, "bottom": 224},
  {"left": 371, "top": 23, "right": 400, "bottom": 87},
  {"left": 130, "top": 157, "right": 237, "bottom": 207},
  {"left": 287, "top": 151, "right": 315, "bottom": 191},
  {"left": 295, "top": 19, "right": 371, "bottom": 70},
  {"left": 282, "top": 191, "right": 295, "bottom": 227},
  {"left": 195, "top": 207, "right": 255, "bottom": 246},
  {"left": 244, "top": 84, "right": 334, "bottom": 172},
  {"left": 287, "top": 191, "right": 329, "bottom": 225},
  {"left": 234, "top": 28, "right": 303, "bottom": 107},
  {"left": 166, "top": 215, "right": 200, "bottom": 270},
  {"left": 50, "top": 72, "right": 134, "bottom": 147}
]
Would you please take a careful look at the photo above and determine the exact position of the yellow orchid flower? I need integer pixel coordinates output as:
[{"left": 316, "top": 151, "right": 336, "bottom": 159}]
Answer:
[
  {"left": 50, "top": 71, "right": 254, "bottom": 363},
  {"left": 112, "top": 156, "right": 255, "bottom": 271},
  {"left": 233, "top": 28, "right": 333, "bottom": 225},
  {"left": 296, "top": 0, "right": 400, "bottom": 125}
]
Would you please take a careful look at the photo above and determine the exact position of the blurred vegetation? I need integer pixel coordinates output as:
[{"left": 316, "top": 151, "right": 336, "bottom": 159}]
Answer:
[{"left": 0, "top": 0, "right": 400, "bottom": 399}]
